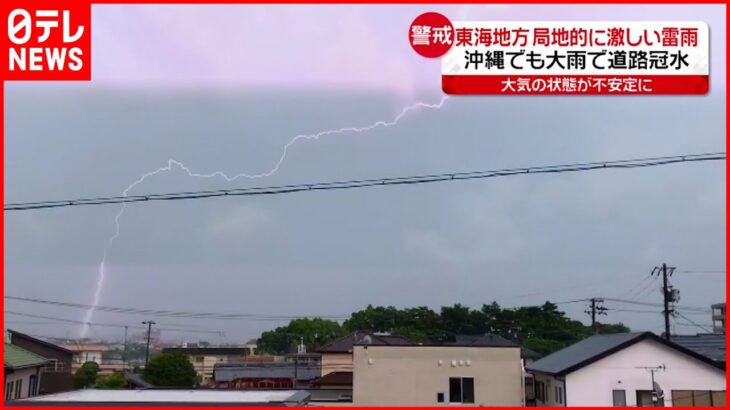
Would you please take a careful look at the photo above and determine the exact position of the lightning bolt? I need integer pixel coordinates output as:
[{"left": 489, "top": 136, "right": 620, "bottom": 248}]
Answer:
[{"left": 81, "top": 95, "right": 450, "bottom": 337}]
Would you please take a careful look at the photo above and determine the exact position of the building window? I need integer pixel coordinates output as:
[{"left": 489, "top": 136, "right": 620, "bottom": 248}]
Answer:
[
  {"left": 5, "top": 382, "right": 12, "bottom": 400},
  {"left": 637, "top": 390, "right": 664, "bottom": 407},
  {"left": 535, "top": 381, "right": 545, "bottom": 401},
  {"left": 43, "top": 359, "right": 64, "bottom": 373},
  {"left": 28, "top": 375, "right": 38, "bottom": 397},
  {"left": 672, "top": 390, "right": 726, "bottom": 407},
  {"left": 448, "top": 377, "right": 474, "bottom": 403},
  {"left": 437, "top": 393, "right": 444, "bottom": 403},
  {"left": 14, "top": 380, "right": 22, "bottom": 399},
  {"left": 613, "top": 390, "right": 627, "bottom": 406},
  {"left": 195, "top": 356, "right": 204, "bottom": 363}
]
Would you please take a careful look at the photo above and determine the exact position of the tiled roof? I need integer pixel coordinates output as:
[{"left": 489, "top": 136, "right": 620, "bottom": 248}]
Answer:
[{"left": 4, "top": 343, "right": 50, "bottom": 369}]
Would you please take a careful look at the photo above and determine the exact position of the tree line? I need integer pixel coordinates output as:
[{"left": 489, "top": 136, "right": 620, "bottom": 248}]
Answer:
[{"left": 257, "top": 301, "right": 629, "bottom": 356}]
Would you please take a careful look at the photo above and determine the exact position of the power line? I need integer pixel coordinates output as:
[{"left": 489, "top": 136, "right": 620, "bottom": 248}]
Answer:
[
  {"left": 4, "top": 152, "right": 725, "bottom": 211},
  {"left": 674, "top": 311, "right": 713, "bottom": 333},
  {"left": 5, "top": 311, "right": 224, "bottom": 335},
  {"left": 5, "top": 296, "right": 348, "bottom": 321}
]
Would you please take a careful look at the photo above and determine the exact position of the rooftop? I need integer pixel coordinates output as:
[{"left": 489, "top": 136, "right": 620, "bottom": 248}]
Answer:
[
  {"left": 4, "top": 343, "right": 50, "bottom": 370},
  {"left": 162, "top": 347, "right": 252, "bottom": 355},
  {"left": 8, "top": 329, "right": 75, "bottom": 355},
  {"left": 15, "top": 389, "right": 310, "bottom": 406},
  {"left": 317, "top": 331, "right": 414, "bottom": 353},
  {"left": 527, "top": 332, "right": 724, "bottom": 376},
  {"left": 62, "top": 344, "right": 108, "bottom": 352},
  {"left": 672, "top": 333, "right": 726, "bottom": 363}
]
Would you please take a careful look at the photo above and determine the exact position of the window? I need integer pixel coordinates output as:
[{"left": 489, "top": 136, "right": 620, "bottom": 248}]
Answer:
[
  {"left": 437, "top": 393, "right": 444, "bottom": 403},
  {"left": 43, "top": 359, "right": 64, "bottom": 373},
  {"left": 5, "top": 382, "right": 12, "bottom": 400},
  {"left": 637, "top": 390, "right": 664, "bottom": 407},
  {"left": 558, "top": 386, "right": 563, "bottom": 404},
  {"left": 671, "top": 390, "right": 726, "bottom": 407},
  {"left": 14, "top": 380, "right": 22, "bottom": 399},
  {"left": 28, "top": 375, "right": 38, "bottom": 397},
  {"left": 535, "top": 381, "right": 545, "bottom": 401},
  {"left": 195, "top": 356, "right": 204, "bottom": 363},
  {"left": 613, "top": 390, "right": 627, "bottom": 406},
  {"left": 449, "top": 377, "right": 475, "bottom": 403}
]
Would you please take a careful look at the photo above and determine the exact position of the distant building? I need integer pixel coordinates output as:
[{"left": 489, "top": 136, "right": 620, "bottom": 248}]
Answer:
[
  {"left": 527, "top": 332, "right": 726, "bottom": 407},
  {"left": 62, "top": 343, "right": 108, "bottom": 371},
  {"left": 214, "top": 362, "right": 320, "bottom": 389},
  {"left": 7, "top": 330, "right": 74, "bottom": 394},
  {"left": 162, "top": 346, "right": 254, "bottom": 386},
  {"left": 712, "top": 303, "right": 726, "bottom": 334},
  {"left": 352, "top": 339, "right": 524, "bottom": 406},
  {"left": 15, "top": 389, "right": 311, "bottom": 406},
  {"left": 4, "top": 344, "right": 49, "bottom": 400}
]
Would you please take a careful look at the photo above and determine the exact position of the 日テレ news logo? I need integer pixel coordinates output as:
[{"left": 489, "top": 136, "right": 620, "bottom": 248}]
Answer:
[{"left": 2, "top": 0, "right": 90, "bottom": 81}]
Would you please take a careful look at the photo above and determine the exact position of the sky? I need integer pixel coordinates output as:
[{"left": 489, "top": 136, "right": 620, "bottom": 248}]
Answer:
[{"left": 4, "top": 4, "right": 727, "bottom": 344}]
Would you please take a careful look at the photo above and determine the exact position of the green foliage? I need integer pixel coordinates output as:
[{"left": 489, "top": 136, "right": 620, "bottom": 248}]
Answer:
[
  {"left": 95, "top": 373, "right": 128, "bottom": 389},
  {"left": 257, "top": 318, "right": 346, "bottom": 355},
  {"left": 143, "top": 352, "right": 197, "bottom": 387},
  {"left": 73, "top": 361, "right": 100, "bottom": 389},
  {"left": 259, "top": 301, "right": 631, "bottom": 357}
]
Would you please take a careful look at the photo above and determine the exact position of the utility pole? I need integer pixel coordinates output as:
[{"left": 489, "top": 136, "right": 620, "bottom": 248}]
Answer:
[
  {"left": 585, "top": 298, "right": 607, "bottom": 332},
  {"left": 652, "top": 264, "right": 677, "bottom": 340},
  {"left": 142, "top": 320, "right": 156, "bottom": 368},
  {"left": 123, "top": 325, "right": 129, "bottom": 370}
]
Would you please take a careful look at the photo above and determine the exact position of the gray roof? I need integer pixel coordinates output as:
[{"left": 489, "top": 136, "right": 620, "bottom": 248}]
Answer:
[
  {"left": 527, "top": 332, "right": 724, "bottom": 376},
  {"left": 672, "top": 334, "right": 726, "bottom": 363},
  {"left": 317, "top": 331, "right": 414, "bottom": 353},
  {"left": 444, "top": 334, "right": 519, "bottom": 347},
  {"left": 214, "top": 363, "right": 320, "bottom": 382}
]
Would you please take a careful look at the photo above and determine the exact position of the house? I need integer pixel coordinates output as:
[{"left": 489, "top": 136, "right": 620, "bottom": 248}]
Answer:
[
  {"left": 672, "top": 333, "right": 726, "bottom": 366},
  {"left": 162, "top": 346, "right": 254, "bottom": 386},
  {"left": 4, "top": 344, "right": 49, "bottom": 400},
  {"left": 62, "top": 343, "right": 107, "bottom": 369},
  {"left": 527, "top": 332, "right": 726, "bottom": 407},
  {"left": 352, "top": 339, "right": 524, "bottom": 406},
  {"left": 14, "top": 389, "right": 311, "bottom": 406},
  {"left": 711, "top": 303, "right": 726, "bottom": 334},
  {"left": 7, "top": 330, "right": 74, "bottom": 394},
  {"left": 317, "top": 331, "right": 414, "bottom": 378},
  {"left": 213, "top": 362, "right": 321, "bottom": 389}
]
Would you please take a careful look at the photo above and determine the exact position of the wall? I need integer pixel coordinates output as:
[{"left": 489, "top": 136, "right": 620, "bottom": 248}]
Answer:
[
  {"left": 564, "top": 338, "right": 726, "bottom": 407},
  {"left": 4, "top": 367, "right": 41, "bottom": 400},
  {"left": 353, "top": 345, "right": 523, "bottom": 406},
  {"left": 321, "top": 353, "right": 353, "bottom": 376}
]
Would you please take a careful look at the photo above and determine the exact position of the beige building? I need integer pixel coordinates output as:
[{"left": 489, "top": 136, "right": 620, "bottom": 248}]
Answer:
[
  {"left": 318, "top": 331, "right": 414, "bottom": 377},
  {"left": 353, "top": 344, "right": 524, "bottom": 406}
]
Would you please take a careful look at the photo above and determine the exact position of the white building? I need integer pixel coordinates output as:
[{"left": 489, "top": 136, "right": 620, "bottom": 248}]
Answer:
[{"left": 527, "top": 332, "right": 726, "bottom": 407}]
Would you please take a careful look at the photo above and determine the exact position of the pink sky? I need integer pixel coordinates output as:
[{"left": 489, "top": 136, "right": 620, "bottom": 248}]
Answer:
[{"left": 91, "top": 4, "right": 726, "bottom": 100}]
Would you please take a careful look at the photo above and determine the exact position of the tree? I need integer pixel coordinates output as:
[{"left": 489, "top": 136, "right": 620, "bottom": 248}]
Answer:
[
  {"left": 257, "top": 318, "right": 346, "bottom": 355},
  {"left": 143, "top": 352, "right": 197, "bottom": 387},
  {"left": 73, "top": 361, "right": 100, "bottom": 389},
  {"left": 95, "top": 373, "right": 128, "bottom": 389}
]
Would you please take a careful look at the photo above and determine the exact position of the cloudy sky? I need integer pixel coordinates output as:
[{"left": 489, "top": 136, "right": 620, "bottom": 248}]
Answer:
[{"left": 4, "top": 4, "right": 726, "bottom": 344}]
